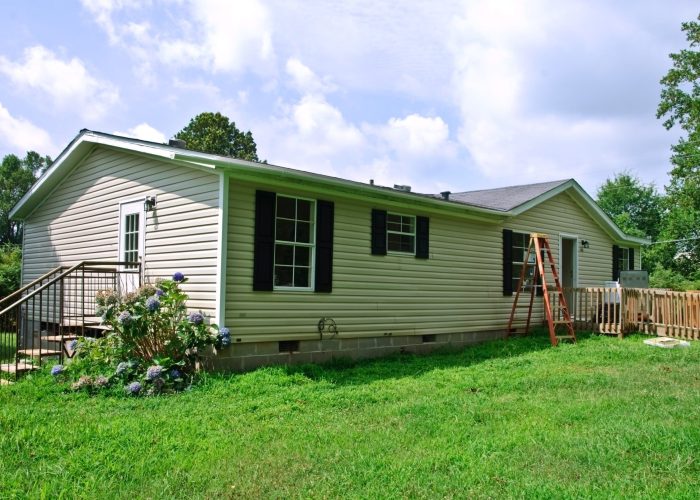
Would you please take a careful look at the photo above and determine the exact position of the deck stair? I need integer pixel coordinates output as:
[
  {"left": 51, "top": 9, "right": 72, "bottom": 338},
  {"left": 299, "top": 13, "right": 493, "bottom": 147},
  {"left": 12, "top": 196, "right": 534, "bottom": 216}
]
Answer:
[
  {"left": 0, "top": 261, "right": 140, "bottom": 381},
  {"left": 507, "top": 233, "right": 576, "bottom": 346}
]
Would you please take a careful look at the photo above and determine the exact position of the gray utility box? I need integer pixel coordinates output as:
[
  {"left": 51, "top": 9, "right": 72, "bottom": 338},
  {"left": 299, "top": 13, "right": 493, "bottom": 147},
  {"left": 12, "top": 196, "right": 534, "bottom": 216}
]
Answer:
[{"left": 619, "top": 270, "right": 649, "bottom": 289}]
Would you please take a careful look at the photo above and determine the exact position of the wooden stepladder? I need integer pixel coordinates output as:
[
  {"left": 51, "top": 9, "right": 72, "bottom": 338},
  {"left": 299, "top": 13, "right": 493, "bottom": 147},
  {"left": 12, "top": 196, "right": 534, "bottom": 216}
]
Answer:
[{"left": 507, "top": 233, "right": 576, "bottom": 346}]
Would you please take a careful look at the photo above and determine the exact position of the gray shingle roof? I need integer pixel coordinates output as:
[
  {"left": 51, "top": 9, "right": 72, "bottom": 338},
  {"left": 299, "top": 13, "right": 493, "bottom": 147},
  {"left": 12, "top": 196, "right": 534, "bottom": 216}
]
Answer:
[{"left": 438, "top": 179, "right": 571, "bottom": 211}]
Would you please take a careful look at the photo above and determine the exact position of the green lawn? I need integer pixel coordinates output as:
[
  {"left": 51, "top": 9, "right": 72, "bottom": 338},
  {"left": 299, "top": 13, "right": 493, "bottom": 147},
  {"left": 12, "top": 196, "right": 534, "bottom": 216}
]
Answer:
[{"left": 1, "top": 331, "right": 699, "bottom": 498}]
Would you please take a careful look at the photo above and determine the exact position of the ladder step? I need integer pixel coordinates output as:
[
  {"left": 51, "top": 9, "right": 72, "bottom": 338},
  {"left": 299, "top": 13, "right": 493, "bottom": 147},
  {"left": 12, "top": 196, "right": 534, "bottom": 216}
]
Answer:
[
  {"left": 18, "top": 348, "right": 62, "bottom": 358},
  {"left": 555, "top": 335, "right": 576, "bottom": 340},
  {"left": 553, "top": 320, "right": 573, "bottom": 325},
  {"left": 0, "top": 361, "right": 38, "bottom": 373}
]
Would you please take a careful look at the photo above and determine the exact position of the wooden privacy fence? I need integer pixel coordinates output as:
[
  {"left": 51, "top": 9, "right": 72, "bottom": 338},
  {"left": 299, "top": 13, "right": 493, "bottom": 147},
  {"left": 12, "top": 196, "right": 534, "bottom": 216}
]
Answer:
[{"left": 548, "top": 288, "right": 700, "bottom": 340}]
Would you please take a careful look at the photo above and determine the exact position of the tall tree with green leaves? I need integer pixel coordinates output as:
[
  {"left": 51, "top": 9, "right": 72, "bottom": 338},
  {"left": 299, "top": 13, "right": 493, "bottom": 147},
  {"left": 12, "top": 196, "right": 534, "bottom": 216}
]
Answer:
[
  {"left": 596, "top": 172, "right": 663, "bottom": 241},
  {"left": 0, "top": 151, "right": 51, "bottom": 245},
  {"left": 175, "top": 112, "right": 259, "bottom": 161},
  {"left": 657, "top": 14, "right": 700, "bottom": 277}
]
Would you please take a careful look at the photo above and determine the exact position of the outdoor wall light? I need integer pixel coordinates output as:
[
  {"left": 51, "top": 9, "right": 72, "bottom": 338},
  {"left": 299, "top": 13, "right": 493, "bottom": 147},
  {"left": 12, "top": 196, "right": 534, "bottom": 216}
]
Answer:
[
  {"left": 581, "top": 240, "right": 590, "bottom": 249},
  {"left": 144, "top": 196, "right": 157, "bottom": 212}
]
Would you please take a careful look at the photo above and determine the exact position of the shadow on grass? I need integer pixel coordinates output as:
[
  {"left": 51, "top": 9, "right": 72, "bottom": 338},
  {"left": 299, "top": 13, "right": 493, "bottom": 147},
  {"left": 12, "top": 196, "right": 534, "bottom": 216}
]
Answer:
[{"left": 282, "top": 328, "right": 599, "bottom": 386}]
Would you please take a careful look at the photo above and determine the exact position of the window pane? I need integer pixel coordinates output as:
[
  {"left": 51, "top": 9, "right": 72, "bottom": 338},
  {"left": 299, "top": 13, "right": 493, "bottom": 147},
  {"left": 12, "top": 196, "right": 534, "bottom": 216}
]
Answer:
[
  {"left": 387, "top": 220, "right": 402, "bottom": 232},
  {"left": 295, "top": 246, "right": 310, "bottom": 266},
  {"left": 277, "top": 196, "right": 295, "bottom": 219},
  {"left": 274, "top": 266, "right": 293, "bottom": 287},
  {"left": 297, "top": 200, "right": 311, "bottom": 221},
  {"left": 296, "top": 221, "right": 310, "bottom": 243},
  {"left": 388, "top": 233, "right": 415, "bottom": 253},
  {"left": 275, "top": 244, "right": 294, "bottom": 265},
  {"left": 294, "top": 267, "right": 310, "bottom": 287},
  {"left": 400, "top": 234, "right": 414, "bottom": 252},
  {"left": 276, "top": 219, "right": 295, "bottom": 241}
]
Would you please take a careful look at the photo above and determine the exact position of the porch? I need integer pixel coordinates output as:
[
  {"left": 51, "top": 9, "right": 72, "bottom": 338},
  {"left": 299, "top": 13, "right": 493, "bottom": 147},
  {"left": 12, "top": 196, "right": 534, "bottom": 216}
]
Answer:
[{"left": 551, "top": 287, "right": 700, "bottom": 340}]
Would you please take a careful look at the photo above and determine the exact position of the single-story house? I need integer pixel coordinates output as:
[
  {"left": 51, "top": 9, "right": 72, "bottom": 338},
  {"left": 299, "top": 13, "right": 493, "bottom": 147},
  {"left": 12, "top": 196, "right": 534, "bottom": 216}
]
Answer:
[{"left": 10, "top": 130, "right": 647, "bottom": 370}]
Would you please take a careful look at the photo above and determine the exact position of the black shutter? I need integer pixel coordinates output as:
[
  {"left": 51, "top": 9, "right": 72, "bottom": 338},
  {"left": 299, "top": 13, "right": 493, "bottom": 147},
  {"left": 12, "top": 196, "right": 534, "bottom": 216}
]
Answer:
[
  {"left": 629, "top": 248, "right": 635, "bottom": 271},
  {"left": 371, "top": 209, "right": 387, "bottom": 255},
  {"left": 253, "top": 190, "right": 276, "bottom": 291},
  {"left": 612, "top": 245, "right": 620, "bottom": 281},
  {"left": 315, "top": 200, "right": 334, "bottom": 293},
  {"left": 503, "top": 229, "right": 513, "bottom": 296},
  {"left": 416, "top": 216, "right": 429, "bottom": 259}
]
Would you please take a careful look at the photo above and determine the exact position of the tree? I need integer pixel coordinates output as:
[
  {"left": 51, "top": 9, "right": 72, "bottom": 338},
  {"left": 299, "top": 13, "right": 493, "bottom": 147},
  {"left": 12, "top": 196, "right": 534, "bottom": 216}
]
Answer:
[
  {"left": 596, "top": 172, "right": 663, "bottom": 241},
  {"left": 0, "top": 151, "right": 51, "bottom": 244},
  {"left": 657, "top": 15, "right": 700, "bottom": 277},
  {"left": 175, "top": 112, "right": 259, "bottom": 161}
]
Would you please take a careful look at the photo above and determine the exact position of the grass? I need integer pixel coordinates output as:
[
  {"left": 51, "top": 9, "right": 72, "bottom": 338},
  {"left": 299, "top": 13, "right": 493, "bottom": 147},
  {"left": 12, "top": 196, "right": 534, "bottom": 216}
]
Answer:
[{"left": 1, "top": 331, "right": 699, "bottom": 498}]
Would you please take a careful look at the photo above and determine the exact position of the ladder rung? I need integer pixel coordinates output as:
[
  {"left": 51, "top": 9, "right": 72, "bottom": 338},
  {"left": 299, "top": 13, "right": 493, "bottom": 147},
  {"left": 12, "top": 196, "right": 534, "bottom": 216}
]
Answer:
[
  {"left": 555, "top": 335, "right": 576, "bottom": 340},
  {"left": 553, "top": 320, "right": 572, "bottom": 325}
]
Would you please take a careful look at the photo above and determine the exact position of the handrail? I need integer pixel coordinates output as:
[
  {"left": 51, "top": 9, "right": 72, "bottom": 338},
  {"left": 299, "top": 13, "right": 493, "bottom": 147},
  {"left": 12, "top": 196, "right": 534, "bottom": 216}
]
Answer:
[
  {"left": 0, "top": 266, "right": 65, "bottom": 309},
  {"left": 0, "top": 261, "right": 141, "bottom": 317}
]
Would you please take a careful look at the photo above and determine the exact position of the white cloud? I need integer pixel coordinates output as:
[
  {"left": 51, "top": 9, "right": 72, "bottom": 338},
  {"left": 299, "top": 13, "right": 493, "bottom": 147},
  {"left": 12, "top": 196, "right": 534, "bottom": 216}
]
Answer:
[
  {"left": 81, "top": 0, "right": 275, "bottom": 80},
  {"left": 191, "top": 0, "right": 275, "bottom": 74},
  {"left": 0, "top": 103, "right": 56, "bottom": 155},
  {"left": 374, "top": 114, "right": 452, "bottom": 156},
  {"left": 113, "top": 122, "right": 167, "bottom": 143},
  {"left": 0, "top": 46, "right": 119, "bottom": 121},
  {"left": 286, "top": 58, "right": 336, "bottom": 95}
]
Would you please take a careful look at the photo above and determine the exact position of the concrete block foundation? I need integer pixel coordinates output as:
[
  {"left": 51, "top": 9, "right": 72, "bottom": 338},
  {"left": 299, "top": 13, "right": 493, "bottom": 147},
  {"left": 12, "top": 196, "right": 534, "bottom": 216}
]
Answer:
[{"left": 205, "top": 330, "right": 507, "bottom": 372}]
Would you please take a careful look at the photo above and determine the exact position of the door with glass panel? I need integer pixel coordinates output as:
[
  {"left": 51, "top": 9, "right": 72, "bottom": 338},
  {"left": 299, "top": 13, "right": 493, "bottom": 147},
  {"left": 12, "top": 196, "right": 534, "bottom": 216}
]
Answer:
[{"left": 118, "top": 201, "right": 144, "bottom": 293}]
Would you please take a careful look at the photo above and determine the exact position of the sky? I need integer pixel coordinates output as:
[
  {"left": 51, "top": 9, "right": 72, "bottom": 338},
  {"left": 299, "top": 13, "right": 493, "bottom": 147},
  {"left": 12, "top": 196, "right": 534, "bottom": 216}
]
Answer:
[{"left": 0, "top": 0, "right": 697, "bottom": 196}]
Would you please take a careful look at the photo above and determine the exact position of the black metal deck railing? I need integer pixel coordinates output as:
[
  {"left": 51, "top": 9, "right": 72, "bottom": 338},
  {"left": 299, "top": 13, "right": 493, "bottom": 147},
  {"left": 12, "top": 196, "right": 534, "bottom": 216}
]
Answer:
[{"left": 0, "top": 261, "right": 141, "bottom": 380}]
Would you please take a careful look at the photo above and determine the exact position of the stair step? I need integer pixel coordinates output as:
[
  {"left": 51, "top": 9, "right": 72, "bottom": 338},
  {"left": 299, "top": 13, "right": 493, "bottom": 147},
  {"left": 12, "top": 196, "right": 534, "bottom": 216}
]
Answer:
[
  {"left": 0, "top": 361, "right": 38, "bottom": 373},
  {"left": 43, "top": 335, "right": 80, "bottom": 342},
  {"left": 18, "top": 348, "right": 62, "bottom": 358}
]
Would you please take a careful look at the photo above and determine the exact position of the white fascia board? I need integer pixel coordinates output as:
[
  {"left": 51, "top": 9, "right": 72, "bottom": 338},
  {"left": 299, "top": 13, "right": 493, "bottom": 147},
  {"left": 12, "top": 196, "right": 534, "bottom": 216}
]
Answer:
[
  {"left": 10, "top": 131, "right": 183, "bottom": 220},
  {"left": 508, "top": 179, "right": 648, "bottom": 246},
  {"left": 176, "top": 154, "right": 508, "bottom": 222}
]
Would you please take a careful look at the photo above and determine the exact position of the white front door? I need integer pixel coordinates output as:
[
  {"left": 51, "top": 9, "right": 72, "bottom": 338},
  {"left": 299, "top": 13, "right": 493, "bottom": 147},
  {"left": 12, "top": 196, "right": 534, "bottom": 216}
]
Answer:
[{"left": 118, "top": 200, "right": 145, "bottom": 293}]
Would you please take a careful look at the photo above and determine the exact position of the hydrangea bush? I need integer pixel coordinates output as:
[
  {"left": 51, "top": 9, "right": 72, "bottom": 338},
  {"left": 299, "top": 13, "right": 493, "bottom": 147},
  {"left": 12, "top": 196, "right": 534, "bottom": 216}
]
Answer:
[{"left": 55, "top": 273, "right": 230, "bottom": 396}]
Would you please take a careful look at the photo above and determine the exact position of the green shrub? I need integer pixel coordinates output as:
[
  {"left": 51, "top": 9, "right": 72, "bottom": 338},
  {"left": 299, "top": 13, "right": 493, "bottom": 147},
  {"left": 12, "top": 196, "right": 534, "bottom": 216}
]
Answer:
[{"left": 0, "top": 244, "right": 21, "bottom": 298}]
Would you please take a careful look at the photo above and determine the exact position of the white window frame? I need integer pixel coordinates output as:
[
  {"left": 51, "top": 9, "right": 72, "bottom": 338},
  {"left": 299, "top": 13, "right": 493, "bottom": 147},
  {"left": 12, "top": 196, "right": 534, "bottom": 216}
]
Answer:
[
  {"left": 619, "top": 247, "right": 631, "bottom": 272},
  {"left": 512, "top": 231, "right": 542, "bottom": 293},
  {"left": 273, "top": 194, "right": 316, "bottom": 291},
  {"left": 117, "top": 199, "right": 146, "bottom": 293},
  {"left": 386, "top": 212, "right": 416, "bottom": 255}
]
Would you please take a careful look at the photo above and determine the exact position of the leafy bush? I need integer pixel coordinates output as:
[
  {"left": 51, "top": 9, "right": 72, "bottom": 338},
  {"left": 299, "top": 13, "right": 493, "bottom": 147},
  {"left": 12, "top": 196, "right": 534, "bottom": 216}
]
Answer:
[
  {"left": 649, "top": 264, "right": 700, "bottom": 291},
  {"left": 56, "top": 273, "right": 231, "bottom": 396},
  {"left": 0, "top": 244, "right": 21, "bottom": 298}
]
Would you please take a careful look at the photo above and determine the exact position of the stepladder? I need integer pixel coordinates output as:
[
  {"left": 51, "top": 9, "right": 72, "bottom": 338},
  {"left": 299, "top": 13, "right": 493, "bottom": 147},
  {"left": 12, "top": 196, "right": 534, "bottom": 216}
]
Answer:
[{"left": 507, "top": 233, "right": 576, "bottom": 346}]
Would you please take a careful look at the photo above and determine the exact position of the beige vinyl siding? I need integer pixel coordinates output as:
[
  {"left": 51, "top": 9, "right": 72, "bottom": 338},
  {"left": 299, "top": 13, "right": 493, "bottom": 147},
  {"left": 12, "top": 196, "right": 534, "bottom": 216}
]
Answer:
[
  {"left": 22, "top": 146, "right": 220, "bottom": 316},
  {"left": 509, "top": 191, "right": 619, "bottom": 287},
  {"left": 225, "top": 183, "right": 638, "bottom": 342},
  {"left": 225, "top": 180, "right": 508, "bottom": 342}
]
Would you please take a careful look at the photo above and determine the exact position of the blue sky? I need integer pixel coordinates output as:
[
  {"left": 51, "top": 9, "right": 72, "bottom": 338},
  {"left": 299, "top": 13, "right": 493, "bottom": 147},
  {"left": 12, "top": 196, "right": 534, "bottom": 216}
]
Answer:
[{"left": 0, "top": 1, "right": 697, "bottom": 195}]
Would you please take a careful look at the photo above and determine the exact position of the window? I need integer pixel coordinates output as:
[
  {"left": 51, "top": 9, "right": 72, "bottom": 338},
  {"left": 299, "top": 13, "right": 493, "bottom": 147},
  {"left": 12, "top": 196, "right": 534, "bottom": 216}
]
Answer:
[
  {"left": 387, "top": 213, "right": 415, "bottom": 253},
  {"left": 274, "top": 196, "right": 315, "bottom": 289},
  {"left": 618, "top": 247, "right": 631, "bottom": 272},
  {"left": 511, "top": 232, "right": 542, "bottom": 293},
  {"left": 123, "top": 213, "right": 139, "bottom": 269},
  {"left": 371, "top": 209, "right": 429, "bottom": 258}
]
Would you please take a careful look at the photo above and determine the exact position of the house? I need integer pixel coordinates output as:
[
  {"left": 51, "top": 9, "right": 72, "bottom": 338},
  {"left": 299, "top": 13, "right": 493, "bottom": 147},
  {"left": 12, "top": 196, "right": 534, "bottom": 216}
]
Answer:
[{"left": 9, "top": 130, "right": 647, "bottom": 370}]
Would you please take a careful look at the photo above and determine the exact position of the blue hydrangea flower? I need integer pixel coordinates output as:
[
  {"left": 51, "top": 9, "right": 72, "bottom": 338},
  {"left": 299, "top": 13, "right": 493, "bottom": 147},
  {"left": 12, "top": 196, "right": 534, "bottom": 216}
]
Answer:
[
  {"left": 51, "top": 364, "right": 63, "bottom": 376},
  {"left": 155, "top": 289, "right": 164, "bottom": 297},
  {"left": 188, "top": 312, "right": 204, "bottom": 325},
  {"left": 145, "top": 296, "right": 160, "bottom": 312},
  {"left": 67, "top": 340, "right": 78, "bottom": 351},
  {"left": 115, "top": 361, "right": 129, "bottom": 376},
  {"left": 126, "top": 381, "right": 142, "bottom": 395},
  {"left": 145, "top": 365, "right": 163, "bottom": 381},
  {"left": 118, "top": 311, "right": 132, "bottom": 325},
  {"left": 172, "top": 272, "right": 185, "bottom": 282},
  {"left": 218, "top": 327, "right": 231, "bottom": 347},
  {"left": 170, "top": 368, "right": 182, "bottom": 379}
]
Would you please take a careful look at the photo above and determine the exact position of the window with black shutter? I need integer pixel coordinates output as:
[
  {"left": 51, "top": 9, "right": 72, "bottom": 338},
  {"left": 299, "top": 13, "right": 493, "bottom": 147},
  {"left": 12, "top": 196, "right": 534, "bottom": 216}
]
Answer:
[
  {"left": 254, "top": 191, "right": 334, "bottom": 292},
  {"left": 371, "top": 209, "right": 429, "bottom": 258}
]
